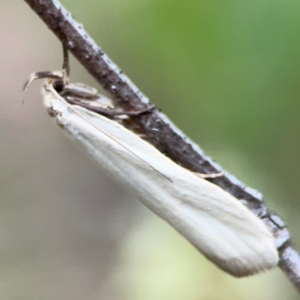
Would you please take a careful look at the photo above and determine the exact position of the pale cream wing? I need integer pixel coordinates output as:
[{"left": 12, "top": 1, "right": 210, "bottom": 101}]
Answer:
[{"left": 43, "top": 84, "right": 278, "bottom": 277}]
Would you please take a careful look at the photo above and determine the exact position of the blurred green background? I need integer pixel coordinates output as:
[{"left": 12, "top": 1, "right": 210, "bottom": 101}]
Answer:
[{"left": 0, "top": 0, "right": 300, "bottom": 299}]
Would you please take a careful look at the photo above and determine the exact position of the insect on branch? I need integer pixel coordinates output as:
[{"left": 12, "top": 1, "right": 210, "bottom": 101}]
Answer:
[{"left": 23, "top": 0, "right": 300, "bottom": 293}]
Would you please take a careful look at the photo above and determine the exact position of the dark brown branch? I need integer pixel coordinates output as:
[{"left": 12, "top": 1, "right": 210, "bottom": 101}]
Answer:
[{"left": 24, "top": 0, "right": 300, "bottom": 293}]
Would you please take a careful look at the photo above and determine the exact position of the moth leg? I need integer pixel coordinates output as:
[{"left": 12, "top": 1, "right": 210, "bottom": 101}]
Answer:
[
  {"left": 195, "top": 171, "right": 225, "bottom": 179},
  {"left": 66, "top": 97, "right": 156, "bottom": 118},
  {"left": 66, "top": 97, "right": 123, "bottom": 117},
  {"left": 120, "top": 105, "right": 156, "bottom": 116}
]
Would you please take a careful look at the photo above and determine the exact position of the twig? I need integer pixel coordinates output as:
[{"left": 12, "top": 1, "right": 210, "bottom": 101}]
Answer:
[{"left": 24, "top": 0, "right": 300, "bottom": 292}]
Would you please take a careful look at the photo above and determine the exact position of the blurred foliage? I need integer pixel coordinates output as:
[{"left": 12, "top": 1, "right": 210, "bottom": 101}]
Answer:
[{"left": 2, "top": 0, "right": 300, "bottom": 299}]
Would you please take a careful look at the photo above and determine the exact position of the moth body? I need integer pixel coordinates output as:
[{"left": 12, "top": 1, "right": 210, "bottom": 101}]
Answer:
[{"left": 35, "top": 75, "right": 279, "bottom": 277}]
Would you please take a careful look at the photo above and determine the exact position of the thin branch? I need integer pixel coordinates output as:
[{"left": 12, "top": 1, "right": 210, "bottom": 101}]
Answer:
[{"left": 24, "top": 0, "right": 300, "bottom": 293}]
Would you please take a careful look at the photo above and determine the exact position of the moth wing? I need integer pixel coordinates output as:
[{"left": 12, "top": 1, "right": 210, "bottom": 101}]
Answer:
[{"left": 43, "top": 86, "right": 278, "bottom": 277}]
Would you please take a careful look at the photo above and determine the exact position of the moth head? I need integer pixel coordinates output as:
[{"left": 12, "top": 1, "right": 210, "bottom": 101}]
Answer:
[{"left": 22, "top": 70, "right": 67, "bottom": 104}]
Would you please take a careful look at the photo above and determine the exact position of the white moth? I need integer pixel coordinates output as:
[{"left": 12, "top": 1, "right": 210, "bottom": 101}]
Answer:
[{"left": 24, "top": 70, "right": 278, "bottom": 278}]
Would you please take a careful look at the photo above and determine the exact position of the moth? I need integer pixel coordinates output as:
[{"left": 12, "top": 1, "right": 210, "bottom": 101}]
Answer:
[{"left": 24, "top": 51, "right": 278, "bottom": 278}]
